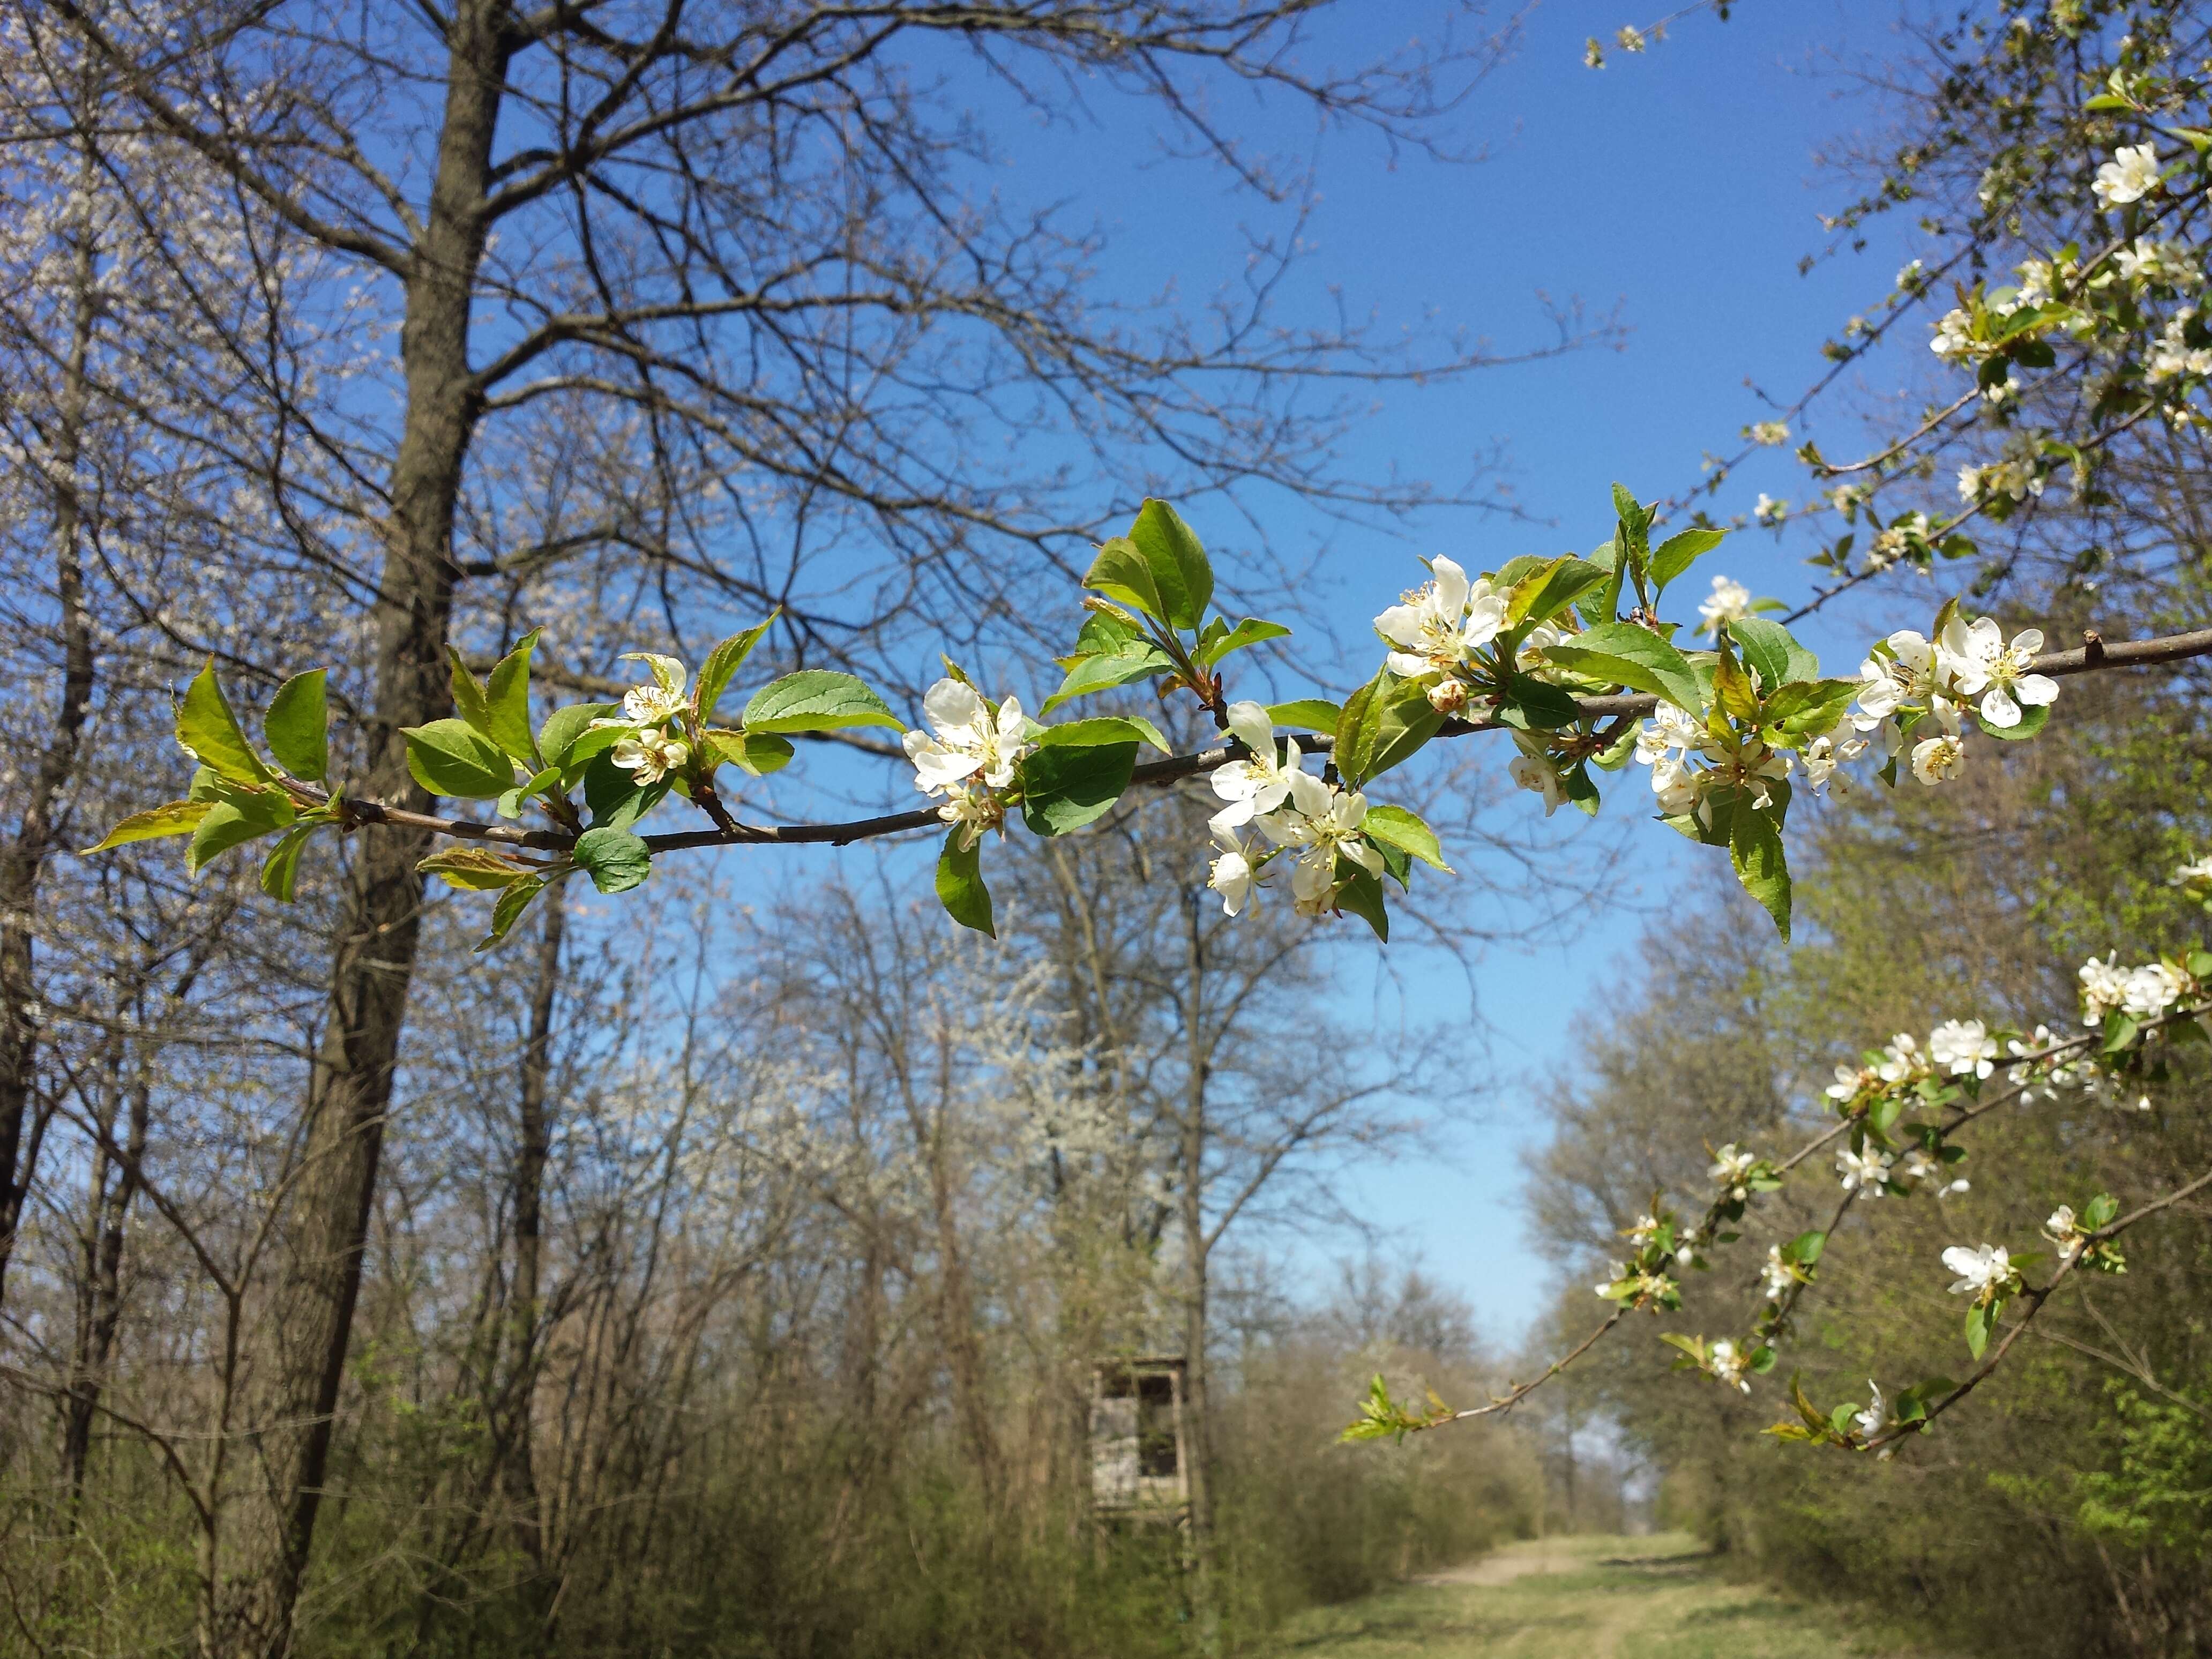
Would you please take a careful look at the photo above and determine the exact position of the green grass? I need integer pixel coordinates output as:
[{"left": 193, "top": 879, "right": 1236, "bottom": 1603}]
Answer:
[{"left": 1261, "top": 1534, "right": 1948, "bottom": 1659}]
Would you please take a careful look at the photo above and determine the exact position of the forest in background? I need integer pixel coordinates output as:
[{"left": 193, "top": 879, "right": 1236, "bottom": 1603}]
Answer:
[{"left": 2, "top": 2, "right": 2210, "bottom": 1657}]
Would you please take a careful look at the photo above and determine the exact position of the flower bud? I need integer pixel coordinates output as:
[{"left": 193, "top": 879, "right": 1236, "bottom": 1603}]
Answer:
[{"left": 1426, "top": 677, "right": 1469, "bottom": 715}]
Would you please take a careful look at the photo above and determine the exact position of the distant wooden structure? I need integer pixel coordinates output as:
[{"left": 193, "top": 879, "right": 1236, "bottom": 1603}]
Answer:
[{"left": 1089, "top": 1356, "right": 1189, "bottom": 1522}]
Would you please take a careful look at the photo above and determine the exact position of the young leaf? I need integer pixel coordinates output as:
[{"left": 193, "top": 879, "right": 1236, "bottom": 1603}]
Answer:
[
  {"left": 1978, "top": 703, "right": 2050, "bottom": 742},
  {"left": 483, "top": 629, "right": 541, "bottom": 762},
  {"left": 82, "top": 800, "right": 214, "bottom": 854},
  {"left": 1126, "top": 498, "right": 1212, "bottom": 630},
  {"left": 264, "top": 670, "right": 330, "bottom": 782},
  {"left": 582, "top": 754, "right": 667, "bottom": 832},
  {"left": 1506, "top": 554, "right": 1608, "bottom": 629},
  {"left": 1964, "top": 1302, "right": 1992, "bottom": 1360},
  {"left": 935, "top": 831, "right": 995, "bottom": 936},
  {"left": 476, "top": 875, "right": 547, "bottom": 953},
  {"left": 1783, "top": 1229, "right": 1827, "bottom": 1265},
  {"left": 1537, "top": 622, "right": 1702, "bottom": 713},
  {"left": 259, "top": 821, "right": 319, "bottom": 902},
  {"left": 741, "top": 670, "right": 901, "bottom": 734},
  {"left": 1497, "top": 673, "right": 1583, "bottom": 731},
  {"left": 186, "top": 798, "right": 290, "bottom": 876},
  {"left": 1082, "top": 539, "right": 1170, "bottom": 625},
  {"left": 1195, "top": 616, "right": 1290, "bottom": 670},
  {"left": 1649, "top": 527, "right": 1725, "bottom": 594},
  {"left": 539, "top": 702, "right": 621, "bottom": 770},
  {"left": 704, "top": 728, "right": 795, "bottom": 777},
  {"left": 1333, "top": 863, "right": 1389, "bottom": 941},
  {"left": 1728, "top": 616, "right": 1817, "bottom": 692},
  {"left": 447, "top": 647, "right": 493, "bottom": 735},
  {"left": 1034, "top": 715, "right": 1170, "bottom": 753},
  {"left": 419, "top": 846, "right": 537, "bottom": 891},
  {"left": 1019, "top": 742, "right": 1138, "bottom": 836},
  {"left": 1339, "top": 676, "right": 1442, "bottom": 786},
  {"left": 1040, "top": 641, "right": 1178, "bottom": 715},
  {"left": 1361, "top": 804, "right": 1452, "bottom": 871},
  {"left": 177, "top": 662, "right": 273, "bottom": 785},
  {"left": 695, "top": 615, "right": 778, "bottom": 719},
  {"left": 402, "top": 719, "right": 515, "bottom": 799},
  {"left": 1265, "top": 698, "right": 1340, "bottom": 736},
  {"left": 572, "top": 826, "right": 652, "bottom": 894},
  {"left": 1729, "top": 802, "right": 1792, "bottom": 939}
]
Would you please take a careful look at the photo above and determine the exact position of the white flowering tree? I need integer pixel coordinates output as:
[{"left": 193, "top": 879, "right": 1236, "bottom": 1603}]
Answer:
[{"left": 87, "top": 474, "right": 2212, "bottom": 1464}]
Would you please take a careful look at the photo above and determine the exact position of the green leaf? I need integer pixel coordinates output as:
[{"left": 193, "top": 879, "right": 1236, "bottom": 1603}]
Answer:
[
  {"left": 539, "top": 702, "right": 620, "bottom": 768},
  {"left": 1978, "top": 703, "right": 2050, "bottom": 742},
  {"left": 1127, "top": 498, "right": 1212, "bottom": 630},
  {"left": 741, "top": 670, "right": 902, "bottom": 734},
  {"left": 1729, "top": 799, "right": 1792, "bottom": 939},
  {"left": 1964, "top": 1301, "right": 1993, "bottom": 1360},
  {"left": 1728, "top": 616, "right": 1817, "bottom": 691},
  {"left": 1361, "top": 804, "right": 1452, "bottom": 871},
  {"left": 1649, "top": 527, "right": 1725, "bottom": 594},
  {"left": 2102, "top": 1010, "right": 2140, "bottom": 1055},
  {"left": 1760, "top": 677, "right": 1860, "bottom": 737},
  {"left": 1783, "top": 1229, "right": 1827, "bottom": 1266},
  {"left": 2082, "top": 1192, "right": 2119, "bottom": 1230},
  {"left": 264, "top": 670, "right": 330, "bottom": 782},
  {"left": 935, "top": 832, "right": 995, "bottom": 936},
  {"left": 1265, "top": 698, "right": 1340, "bottom": 736},
  {"left": 704, "top": 728, "right": 795, "bottom": 778},
  {"left": 1497, "top": 673, "right": 1583, "bottom": 731},
  {"left": 1335, "top": 672, "right": 1443, "bottom": 787},
  {"left": 419, "top": 846, "right": 537, "bottom": 891},
  {"left": 1035, "top": 715, "right": 1170, "bottom": 753},
  {"left": 185, "top": 797, "right": 290, "bottom": 876},
  {"left": 1537, "top": 622, "right": 1702, "bottom": 712},
  {"left": 1195, "top": 616, "right": 1290, "bottom": 670},
  {"left": 177, "top": 662, "right": 273, "bottom": 784},
  {"left": 582, "top": 754, "right": 667, "bottom": 832},
  {"left": 82, "top": 800, "right": 214, "bottom": 854},
  {"left": 1712, "top": 646, "right": 1762, "bottom": 726},
  {"left": 483, "top": 630, "right": 540, "bottom": 761},
  {"left": 447, "top": 647, "right": 492, "bottom": 736},
  {"left": 572, "top": 826, "right": 651, "bottom": 894},
  {"left": 1506, "top": 555, "right": 1609, "bottom": 629},
  {"left": 1082, "top": 538, "right": 1169, "bottom": 625},
  {"left": 476, "top": 875, "right": 547, "bottom": 953},
  {"left": 1040, "top": 642, "right": 1178, "bottom": 715},
  {"left": 1333, "top": 863, "right": 1389, "bottom": 941},
  {"left": 1019, "top": 742, "right": 1137, "bottom": 836},
  {"left": 696, "top": 616, "right": 778, "bottom": 719},
  {"left": 1586, "top": 539, "right": 1625, "bottom": 626},
  {"left": 257, "top": 821, "right": 319, "bottom": 902},
  {"left": 402, "top": 719, "right": 515, "bottom": 799}
]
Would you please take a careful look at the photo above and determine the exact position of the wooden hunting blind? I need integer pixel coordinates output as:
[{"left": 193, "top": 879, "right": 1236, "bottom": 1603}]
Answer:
[{"left": 1089, "top": 1356, "right": 1189, "bottom": 1520}]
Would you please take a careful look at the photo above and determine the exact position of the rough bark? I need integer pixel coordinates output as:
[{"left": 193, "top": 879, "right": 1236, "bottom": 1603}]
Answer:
[
  {"left": 503, "top": 881, "right": 562, "bottom": 1569},
  {"left": 203, "top": 10, "right": 510, "bottom": 1654}
]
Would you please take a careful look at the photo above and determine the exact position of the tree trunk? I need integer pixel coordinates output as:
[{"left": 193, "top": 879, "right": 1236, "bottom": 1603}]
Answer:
[
  {"left": 63, "top": 1055, "right": 148, "bottom": 1497},
  {"left": 0, "top": 156, "right": 99, "bottom": 1306},
  {"left": 1179, "top": 889, "right": 1222, "bottom": 1655},
  {"left": 204, "top": 12, "right": 508, "bottom": 1655}
]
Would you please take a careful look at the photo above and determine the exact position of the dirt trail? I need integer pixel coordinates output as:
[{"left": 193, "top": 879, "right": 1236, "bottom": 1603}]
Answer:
[{"left": 1412, "top": 1537, "right": 1589, "bottom": 1587}]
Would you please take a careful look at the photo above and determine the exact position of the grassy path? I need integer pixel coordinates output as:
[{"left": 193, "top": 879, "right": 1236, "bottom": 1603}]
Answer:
[{"left": 1264, "top": 1534, "right": 1946, "bottom": 1659}]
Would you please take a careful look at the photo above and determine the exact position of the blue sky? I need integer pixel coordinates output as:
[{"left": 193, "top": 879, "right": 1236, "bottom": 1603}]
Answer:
[{"left": 1114, "top": 1, "right": 1937, "bottom": 1342}]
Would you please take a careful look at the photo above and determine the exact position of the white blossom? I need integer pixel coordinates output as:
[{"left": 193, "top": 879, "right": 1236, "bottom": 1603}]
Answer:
[
  {"left": 1709, "top": 1142, "right": 1757, "bottom": 1200},
  {"left": 1929, "top": 1018, "right": 1998, "bottom": 1079},
  {"left": 1255, "top": 771, "right": 1385, "bottom": 914},
  {"left": 1208, "top": 701, "right": 1303, "bottom": 832},
  {"left": 1930, "top": 308, "right": 1977, "bottom": 360},
  {"left": 2043, "top": 1205, "right": 2084, "bottom": 1261},
  {"left": 1942, "top": 1242, "right": 2012, "bottom": 1297},
  {"left": 1206, "top": 825, "right": 1258, "bottom": 916},
  {"left": 1836, "top": 1145, "right": 1895, "bottom": 1195},
  {"left": 2123, "top": 960, "right": 2185, "bottom": 1017},
  {"left": 2079, "top": 953, "right": 2131, "bottom": 1021},
  {"left": 1910, "top": 731, "right": 1967, "bottom": 786},
  {"left": 1877, "top": 1031, "right": 1925, "bottom": 1084},
  {"left": 1373, "top": 556, "right": 1507, "bottom": 679},
  {"left": 1852, "top": 1382, "right": 1886, "bottom": 1439},
  {"left": 2092, "top": 143, "right": 2163, "bottom": 207},
  {"left": 1941, "top": 617, "right": 2059, "bottom": 728},
  {"left": 1708, "top": 1339, "right": 1753, "bottom": 1394},
  {"left": 1507, "top": 752, "right": 1569, "bottom": 816},
  {"left": 1761, "top": 1245, "right": 1795, "bottom": 1299},
  {"left": 903, "top": 679, "right": 1034, "bottom": 795},
  {"left": 935, "top": 781, "right": 1005, "bottom": 850},
  {"left": 610, "top": 729, "right": 690, "bottom": 784},
  {"left": 1699, "top": 574, "right": 1753, "bottom": 636},
  {"left": 1748, "top": 420, "right": 1790, "bottom": 445}
]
